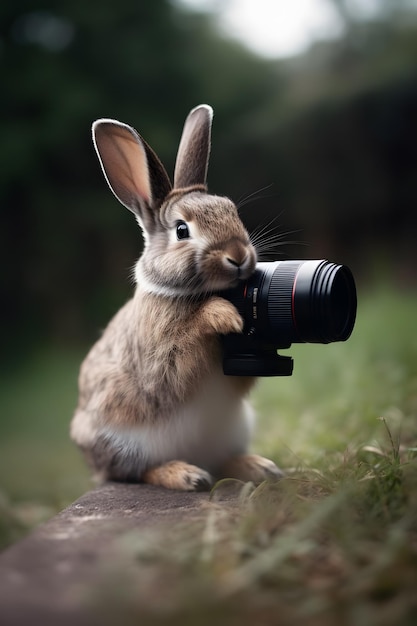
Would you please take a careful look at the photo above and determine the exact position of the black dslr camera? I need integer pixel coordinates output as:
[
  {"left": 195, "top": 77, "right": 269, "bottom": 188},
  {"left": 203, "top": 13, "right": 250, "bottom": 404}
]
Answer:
[{"left": 221, "top": 259, "right": 357, "bottom": 376}]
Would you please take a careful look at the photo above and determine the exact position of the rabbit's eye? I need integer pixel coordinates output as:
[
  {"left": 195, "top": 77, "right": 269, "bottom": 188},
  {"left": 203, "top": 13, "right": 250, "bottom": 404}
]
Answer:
[{"left": 176, "top": 221, "right": 190, "bottom": 240}]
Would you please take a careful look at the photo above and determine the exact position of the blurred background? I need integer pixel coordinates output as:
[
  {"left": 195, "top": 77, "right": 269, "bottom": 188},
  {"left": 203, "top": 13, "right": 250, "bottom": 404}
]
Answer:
[{"left": 1, "top": 0, "right": 417, "bottom": 546}]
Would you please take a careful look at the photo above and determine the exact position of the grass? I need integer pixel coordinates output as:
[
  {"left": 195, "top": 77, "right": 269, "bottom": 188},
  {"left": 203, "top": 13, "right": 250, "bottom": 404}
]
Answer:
[
  {"left": 0, "top": 283, "right": 417, "bottom": 623},
  {"left": 0, "top": 347, "right": 91, "bottom": 546},
  {"left": 103, "top": 451, "right": 417, "bottom": 625}
]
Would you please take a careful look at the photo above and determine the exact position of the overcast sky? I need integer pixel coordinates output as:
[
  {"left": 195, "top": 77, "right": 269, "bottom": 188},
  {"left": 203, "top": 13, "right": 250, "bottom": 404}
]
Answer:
[{"left": 177, "top": 0, "right": 416, "bottom": 58}]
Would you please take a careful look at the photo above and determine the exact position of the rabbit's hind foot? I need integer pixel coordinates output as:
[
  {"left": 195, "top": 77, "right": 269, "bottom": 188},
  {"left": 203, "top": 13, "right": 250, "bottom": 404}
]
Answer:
[{"left": 142, "top": 460, "right": 213, "bottom": 492}]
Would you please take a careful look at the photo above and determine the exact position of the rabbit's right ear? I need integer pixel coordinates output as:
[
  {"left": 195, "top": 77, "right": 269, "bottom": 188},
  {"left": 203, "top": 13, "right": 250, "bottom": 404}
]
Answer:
[
  {"left": 174, "top": 104, "right": 213, "bottom": 188},
  {"left": 92, "top": 119, "right": 172, "bottom": 232}
]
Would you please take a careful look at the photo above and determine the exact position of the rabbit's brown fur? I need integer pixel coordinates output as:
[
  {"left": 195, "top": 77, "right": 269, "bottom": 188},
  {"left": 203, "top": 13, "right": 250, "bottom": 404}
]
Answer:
[{"left": 71, "top": 105, "right": 283, "bottom": 490}]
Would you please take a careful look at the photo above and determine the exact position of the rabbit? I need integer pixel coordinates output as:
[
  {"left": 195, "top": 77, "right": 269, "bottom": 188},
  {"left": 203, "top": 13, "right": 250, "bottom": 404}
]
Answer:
[{"left": 70, "top": 104, "right": 283, "bottom": 491}]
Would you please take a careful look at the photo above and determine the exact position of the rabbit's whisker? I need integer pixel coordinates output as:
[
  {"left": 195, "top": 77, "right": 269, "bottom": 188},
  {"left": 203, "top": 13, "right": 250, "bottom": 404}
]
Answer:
[
  {"left": 236, "top": 184, "right": 275, "bottom": 210},
  {"left": 250, "top": 217, "right": 306, "bottom": 261}
]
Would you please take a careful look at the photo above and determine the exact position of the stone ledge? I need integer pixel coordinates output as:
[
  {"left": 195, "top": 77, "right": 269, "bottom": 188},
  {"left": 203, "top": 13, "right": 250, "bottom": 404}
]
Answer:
[{"left": 0, "top": 483, "right": 235, "bottom": 626}]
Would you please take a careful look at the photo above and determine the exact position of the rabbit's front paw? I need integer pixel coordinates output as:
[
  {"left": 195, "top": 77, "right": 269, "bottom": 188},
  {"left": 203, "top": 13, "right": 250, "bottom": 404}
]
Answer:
[
  {"left": 142, "top": 460, "right": 214, "bottom": 491},
  {"left": 200, "top": 297, "right": 244, "bottom": 336}
]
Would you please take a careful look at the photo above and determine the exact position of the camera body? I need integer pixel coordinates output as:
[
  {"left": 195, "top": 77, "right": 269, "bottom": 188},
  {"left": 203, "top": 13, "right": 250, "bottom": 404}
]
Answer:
[{"left": 220, "top": 259, "right": 357, "bottom": 377}]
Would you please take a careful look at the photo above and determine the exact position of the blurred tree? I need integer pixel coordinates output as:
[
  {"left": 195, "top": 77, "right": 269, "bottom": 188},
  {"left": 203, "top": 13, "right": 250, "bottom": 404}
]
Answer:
[{"left": 0, "top": 0, "right": 283, "bottom": 353}]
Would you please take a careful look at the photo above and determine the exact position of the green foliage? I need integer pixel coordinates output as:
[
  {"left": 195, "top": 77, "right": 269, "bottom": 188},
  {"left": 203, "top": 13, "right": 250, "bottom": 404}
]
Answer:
[
  {"left": 81, "top": 436, "right": 417, "bottom": 625},
  {"left": 0, "top": 0, "right": 282, "bottom": 348},
  {"left": 0, "top": 285, "right": 416, "bottom": 626}
]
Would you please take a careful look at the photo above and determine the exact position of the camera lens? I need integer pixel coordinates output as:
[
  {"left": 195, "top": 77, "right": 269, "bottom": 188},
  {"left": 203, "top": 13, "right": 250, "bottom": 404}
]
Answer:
[
  {"left": 267, "top": 260, "right": 357, "bottom": 344},
  {"left": 223, "top": 260, "right": 357, "bottom": 348}
]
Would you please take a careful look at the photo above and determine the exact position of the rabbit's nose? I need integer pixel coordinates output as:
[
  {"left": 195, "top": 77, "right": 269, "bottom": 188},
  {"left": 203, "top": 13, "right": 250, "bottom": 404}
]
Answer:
[
  {"left": 226, "top": 256, "right": 241, "bottom": 268},
  {"left": 223, "top": 251, "right": 255, "bottom": 282},
  {"left": 224, "top": 241, "right": 250, "bottom": 268},
  {"left": 225, "top": 252, "right": 254, "bottom": 279}
]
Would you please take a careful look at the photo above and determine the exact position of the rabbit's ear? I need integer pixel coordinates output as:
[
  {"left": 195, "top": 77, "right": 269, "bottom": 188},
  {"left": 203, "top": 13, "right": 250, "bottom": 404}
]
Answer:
[
  {"left": 174, "top": 104, "right": 213, "bottom": 188},
  {"left": 92, "top": 119, "right": 172, "bottom": 232}
]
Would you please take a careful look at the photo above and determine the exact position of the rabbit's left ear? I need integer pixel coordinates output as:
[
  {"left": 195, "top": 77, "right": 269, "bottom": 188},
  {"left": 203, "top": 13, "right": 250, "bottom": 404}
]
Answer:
[
  {"left": 92, "top": 119, "right": 172, "bottom": 231},
  {"left": 174, "top": 104, "right": 213, "bottom": 188}
]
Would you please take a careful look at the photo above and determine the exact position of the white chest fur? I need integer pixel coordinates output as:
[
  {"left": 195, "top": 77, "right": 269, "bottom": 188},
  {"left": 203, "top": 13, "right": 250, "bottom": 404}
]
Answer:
[{"left": 100, "top": 369, "right": 255, "bottom": 472}]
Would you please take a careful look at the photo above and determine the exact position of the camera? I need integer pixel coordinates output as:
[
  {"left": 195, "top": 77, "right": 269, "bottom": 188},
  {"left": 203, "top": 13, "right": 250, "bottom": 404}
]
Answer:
[{"left": 220, "top": 259, "right": 357, "bottom": 376}]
